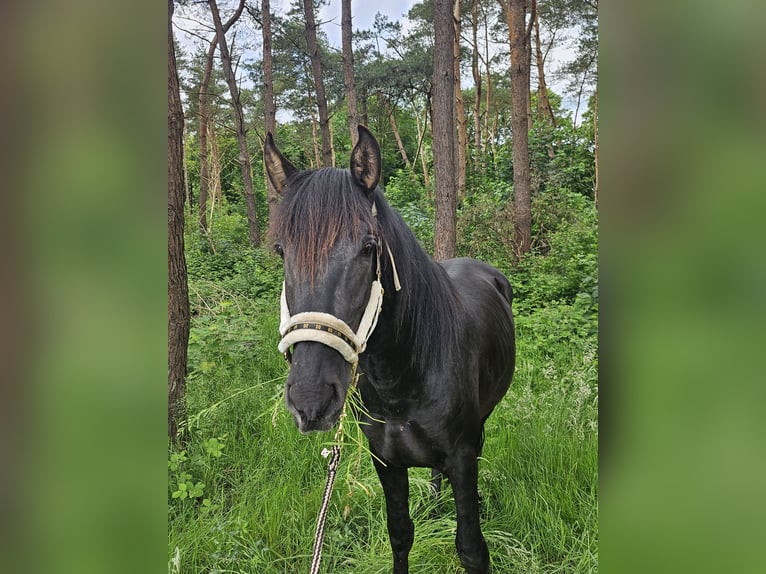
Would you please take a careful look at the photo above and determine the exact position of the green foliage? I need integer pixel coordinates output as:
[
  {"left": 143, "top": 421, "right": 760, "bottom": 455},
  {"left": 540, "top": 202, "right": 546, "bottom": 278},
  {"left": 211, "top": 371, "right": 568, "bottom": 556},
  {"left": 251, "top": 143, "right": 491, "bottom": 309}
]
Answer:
[
  {"left": 382, "top": 169, "right": 434, "bottom": 251},
  {"left": 514, "top": 190, "right": 598, "bottom": 312}
]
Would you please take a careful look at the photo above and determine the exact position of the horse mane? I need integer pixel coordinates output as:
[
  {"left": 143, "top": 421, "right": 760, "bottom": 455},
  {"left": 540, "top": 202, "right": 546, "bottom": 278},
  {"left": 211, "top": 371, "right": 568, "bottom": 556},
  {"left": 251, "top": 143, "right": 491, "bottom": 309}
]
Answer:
[
  {"left": 370, "top": 186, "right": 463, "bottom": 371},
  {"left": 272, "top": 167, "right": 463, "bottom": 371}
]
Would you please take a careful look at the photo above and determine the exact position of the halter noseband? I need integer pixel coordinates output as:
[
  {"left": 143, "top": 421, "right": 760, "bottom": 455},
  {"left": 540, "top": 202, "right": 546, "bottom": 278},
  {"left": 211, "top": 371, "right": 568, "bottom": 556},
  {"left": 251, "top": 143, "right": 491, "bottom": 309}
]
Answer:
[{"left": 277, "top": 203, "right": 401, "bottom": 366}]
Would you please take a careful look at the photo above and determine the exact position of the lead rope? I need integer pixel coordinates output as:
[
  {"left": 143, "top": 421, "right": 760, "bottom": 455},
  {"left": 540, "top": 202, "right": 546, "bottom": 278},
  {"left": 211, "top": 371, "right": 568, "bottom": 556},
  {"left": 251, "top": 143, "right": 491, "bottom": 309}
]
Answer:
[
  {"left": 309, "top": 363, "right": 358, "bottom": 574},
  {"left": 300, "top": 201, "right": 400, "bottom": 573}
]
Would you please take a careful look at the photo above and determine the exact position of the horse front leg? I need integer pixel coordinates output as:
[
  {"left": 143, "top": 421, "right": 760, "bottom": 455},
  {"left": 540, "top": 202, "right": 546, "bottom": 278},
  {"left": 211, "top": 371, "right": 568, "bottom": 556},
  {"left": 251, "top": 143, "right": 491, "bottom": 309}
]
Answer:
[
  {"left": 373, "top": 458, "right": 413, "bottom": 574},
  {"left": 447, "top": 453, "right": 489, "bottom": 574}
]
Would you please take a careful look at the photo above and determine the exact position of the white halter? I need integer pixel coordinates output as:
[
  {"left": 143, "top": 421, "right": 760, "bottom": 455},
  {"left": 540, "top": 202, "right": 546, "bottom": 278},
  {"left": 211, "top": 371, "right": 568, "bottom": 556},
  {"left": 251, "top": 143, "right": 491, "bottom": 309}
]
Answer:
[{"left": 278, "top": 203, "right": 401, "bottom": 366}]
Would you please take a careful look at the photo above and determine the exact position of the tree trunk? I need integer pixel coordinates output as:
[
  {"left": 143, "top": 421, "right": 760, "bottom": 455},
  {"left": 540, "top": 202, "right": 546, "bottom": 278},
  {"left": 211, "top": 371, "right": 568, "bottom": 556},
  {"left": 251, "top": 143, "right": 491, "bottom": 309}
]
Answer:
[
  {"left": 183, "top": 140, "right": 191, "bottom": 209},
  {"left": 594, "top": 86, "right": 599, "bottom": 208},
  {"left": 168, "top": 0, "right": 190, "bottom": 442},
  {"left": 526, "top": 10, "right": 533, "bottom": 132},
  {"left": 454, "top": 0, "right": 467, "bottom": 199},
  {"left": 208, "top": 0, "right": 260, "bottom": 246},
  {"left": 482, "top": 7, "right": 492, "bottom": 167},
  {"left": 413, "top": 102, "right": 431, "bottom": 190},
  {"left": 341, "top": 0, "right": 360, "bottom": 147},
  {"left": 209, "top": 119, "right": 222, "bottom": 213},
  {"left": 501, "top": 0, "right": 532, "bottom": 256},
  {"left": 309, "top": 98, "right": 321, "bottom": 169},
  {"left": 303, "top": 0, "right": 333, "bottom": 167},
  {"left": 198, "top": 0, "right": 245, "bottom": 233},
  {"left": 262, "top": 0, "right": 279, "bottom": 229},
  {"left": 471, "top": 0, "right": 482, "bottom": 171},
  {"left": 432, "top": 0, "right": 457, "bottom": 260},
  {"left": 533, "top": 0, "right": 556, "bottom": 127},
  {"left": 360, "top": 87, "right": 369, "bottom": 127},
  {"left": 381, "top": 94, "right": 412, "bottom": 171}
]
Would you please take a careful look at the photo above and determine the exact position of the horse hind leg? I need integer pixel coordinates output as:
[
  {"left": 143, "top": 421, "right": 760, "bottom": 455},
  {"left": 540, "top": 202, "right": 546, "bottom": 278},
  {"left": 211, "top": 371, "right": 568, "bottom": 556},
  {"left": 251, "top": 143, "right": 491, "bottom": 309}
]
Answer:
[
  {"left": 430, "top": 468, "right": 442, "bottom": 498},
  {"left": 429, "top": 468, "right": 444, "bottom": 517},
  {"left": 447, "top": 453, "right": 489, "bottom": 574}
]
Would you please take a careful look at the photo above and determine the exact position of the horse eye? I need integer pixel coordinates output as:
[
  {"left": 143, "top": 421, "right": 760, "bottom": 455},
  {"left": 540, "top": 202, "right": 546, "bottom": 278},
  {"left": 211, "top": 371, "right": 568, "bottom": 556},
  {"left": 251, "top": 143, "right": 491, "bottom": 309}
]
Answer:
[
  {"left": 274, "top": 243, "right": 284, "bottom": 258},
  {"left": 362, "top": 240, "right": 376, "bottom": 256}
]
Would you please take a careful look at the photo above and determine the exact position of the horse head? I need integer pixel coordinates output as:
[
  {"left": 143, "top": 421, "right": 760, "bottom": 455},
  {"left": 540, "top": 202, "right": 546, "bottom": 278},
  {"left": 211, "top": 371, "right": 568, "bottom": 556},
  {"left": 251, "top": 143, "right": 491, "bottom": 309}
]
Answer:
[{"left": 265, "top": 126, "right": 383, "bottom": 433}]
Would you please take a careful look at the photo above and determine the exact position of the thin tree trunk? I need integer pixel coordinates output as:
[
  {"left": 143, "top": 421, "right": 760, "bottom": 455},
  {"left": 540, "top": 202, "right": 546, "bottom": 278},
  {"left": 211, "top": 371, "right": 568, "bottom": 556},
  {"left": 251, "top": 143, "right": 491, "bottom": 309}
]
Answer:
[
  {"left": 341, "top": 0, "right": 360, "bottom": 147},
  {"left": 208, "top": 0, "right": 260, "bottom": 246},
  {"left": 309, "top": 93, "right": 321, "bottom": 168},
  {"left": 262, "top": 0, "right": 279, "bottom": 228},
  {"left": 183, "top": 140, "right": 191, "bottom": 209},
  {"left": 168, "top": 0, "right": 190, "bottom": 442},
  {"left": 433, "top": 0, "right": 457, "bottom": 260},
  {"left": 330, "top": 119, "right": 336, "bottom": 165},
  {"left": 471, "top": 0, "right": 482, "bottom": 172},
  {"left": 209, "top": 120, "right": 222, "bottom": 209},
  {"left": 533, "top": 0, "right": 556, "bottom": 127},
  {"left": 303, "top": 0, "right": 333, "bottom": 167},
  {"left": 500, "top": 0, "right": 532, "bottom": 256},
  {"left": 412, "top": 101, "right": 431, "bottom": 190},
  {"left": 526, "top": 11, "right": 533, "bottom": 132},
  {"left": 482, "top": 7, "right": 492, "bottom": 167},
  {"left": 454, "top": 0, "right": 467, "bottom": 199},
  {"left": 381, "top": 94, "right": 412, "bottom": 171},
  {"left": 593, "top": 86, "right": 599, "bottom": 208},
  {"left": 198, "top": 0, "right": 245, "bottom": 233},
  {"left": 360, "top": 86, "right": 369, "bottom": 126}
]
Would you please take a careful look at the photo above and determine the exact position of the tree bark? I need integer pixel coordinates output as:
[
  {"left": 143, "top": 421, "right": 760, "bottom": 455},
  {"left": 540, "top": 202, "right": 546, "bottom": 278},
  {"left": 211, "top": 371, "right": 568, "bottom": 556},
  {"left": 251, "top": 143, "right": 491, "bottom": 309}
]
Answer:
[
  {"left": 500, "top": 0, "right": 532, "bottom": 256},
  {"left": 341, "top": 0, "right": 360, "bottom": 147},
  {"left": 454, "top": 0, "right": 467, "bottom": 199},
  {"left": 471, "top": 0, "right": 482, "bottom": 171},
  {"left": 168, "top": 0, "right": 190, "bottom": 442},
  {"left": 262, "top": 0, "right": 279, "bottom": 228},
  {"left": 381, "top": 94, "right": 412, "bottom": 171},
  {"left": 198, "top": 0, "right": 245, "bottom": 233},
  {"left": 533, "top": 0, "right": 556, "bottom": 127},
  {"left": 303, "top": 0, "right": 333, "bottom": 167},
  {"left": 208, "top": 0, "right": 260, "bottom": 246},
  {"left": 432, "top": 0, "right": 457, "bottom": 260}
]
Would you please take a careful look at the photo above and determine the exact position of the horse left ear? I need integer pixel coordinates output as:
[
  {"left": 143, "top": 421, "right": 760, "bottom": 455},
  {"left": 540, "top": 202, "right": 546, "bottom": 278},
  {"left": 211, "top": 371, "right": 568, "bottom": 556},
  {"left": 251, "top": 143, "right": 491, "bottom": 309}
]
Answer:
[{"left": 350, "top": 125, "right": 381, "bottom": 193}]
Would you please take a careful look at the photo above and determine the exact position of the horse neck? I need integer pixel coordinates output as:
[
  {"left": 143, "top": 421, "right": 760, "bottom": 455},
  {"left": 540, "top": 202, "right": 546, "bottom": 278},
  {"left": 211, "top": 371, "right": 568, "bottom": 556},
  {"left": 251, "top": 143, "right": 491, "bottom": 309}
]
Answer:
[{"left": 369, "top": 237, "right": 460, "bottom": 380}]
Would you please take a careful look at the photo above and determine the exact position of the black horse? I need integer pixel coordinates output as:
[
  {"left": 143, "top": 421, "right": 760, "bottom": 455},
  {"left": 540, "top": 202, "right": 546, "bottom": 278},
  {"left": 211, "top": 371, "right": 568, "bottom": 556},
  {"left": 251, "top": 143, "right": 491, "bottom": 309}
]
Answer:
[{"left": 265, "top": 126, "right": 515, "bottom": 574}]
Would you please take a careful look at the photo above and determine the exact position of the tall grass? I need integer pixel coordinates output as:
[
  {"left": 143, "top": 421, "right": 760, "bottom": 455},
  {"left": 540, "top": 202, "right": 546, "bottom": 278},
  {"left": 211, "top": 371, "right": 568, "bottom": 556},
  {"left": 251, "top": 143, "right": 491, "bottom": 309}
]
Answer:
[
  {"left": 168, "top": 286, "right": 597, "bottom": 573},
  {"left": 170, "top": 195, "right": 597, "bottom": 573}
]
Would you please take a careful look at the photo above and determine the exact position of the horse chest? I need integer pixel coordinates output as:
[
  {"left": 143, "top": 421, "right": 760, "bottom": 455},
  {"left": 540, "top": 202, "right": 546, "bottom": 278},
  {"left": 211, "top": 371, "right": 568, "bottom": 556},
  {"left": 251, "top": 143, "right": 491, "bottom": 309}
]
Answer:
[{"left": 363, "top": 417, "right": 440, "bottom": 468}]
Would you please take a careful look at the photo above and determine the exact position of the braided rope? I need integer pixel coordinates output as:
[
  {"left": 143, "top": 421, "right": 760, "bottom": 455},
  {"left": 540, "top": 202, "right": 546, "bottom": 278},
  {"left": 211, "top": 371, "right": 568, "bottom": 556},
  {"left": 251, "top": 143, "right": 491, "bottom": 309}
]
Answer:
[
  {"left": 308, "top": 365, "right": 358, "bottom": 574},
  {"left": 309, "top": 442, "right": 341, "bottom": 574}
]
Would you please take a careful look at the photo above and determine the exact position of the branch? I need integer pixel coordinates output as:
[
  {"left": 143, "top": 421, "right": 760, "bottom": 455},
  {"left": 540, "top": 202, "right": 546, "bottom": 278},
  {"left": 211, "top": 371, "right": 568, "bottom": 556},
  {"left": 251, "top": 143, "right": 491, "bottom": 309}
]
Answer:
[{"left": 526, "top": 0, "right": 536, "bottom": 43}]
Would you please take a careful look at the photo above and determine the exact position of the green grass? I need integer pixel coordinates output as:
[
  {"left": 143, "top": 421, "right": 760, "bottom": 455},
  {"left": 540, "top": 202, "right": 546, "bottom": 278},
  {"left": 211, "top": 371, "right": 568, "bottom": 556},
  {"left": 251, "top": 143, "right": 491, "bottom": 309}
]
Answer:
[{"left": 169, "top": 280, "right": 598, "bottom": 573}]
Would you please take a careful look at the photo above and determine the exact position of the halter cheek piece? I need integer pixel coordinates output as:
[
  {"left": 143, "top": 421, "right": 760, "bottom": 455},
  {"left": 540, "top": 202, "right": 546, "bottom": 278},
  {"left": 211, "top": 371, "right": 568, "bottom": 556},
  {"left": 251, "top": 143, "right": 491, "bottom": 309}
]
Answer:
[{"left": 278, "top": 202, "right": 401, "bottom": 366}]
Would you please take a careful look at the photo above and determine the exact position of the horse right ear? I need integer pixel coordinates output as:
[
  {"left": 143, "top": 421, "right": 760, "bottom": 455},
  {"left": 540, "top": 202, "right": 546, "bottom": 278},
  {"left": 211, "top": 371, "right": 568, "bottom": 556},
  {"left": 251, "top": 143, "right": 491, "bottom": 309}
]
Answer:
[
  {"left": 350, "top": 125, "right": 381, "bottom": 194},
  {"left": 264, "top": 132, "right": 297, "bottom": 194}
]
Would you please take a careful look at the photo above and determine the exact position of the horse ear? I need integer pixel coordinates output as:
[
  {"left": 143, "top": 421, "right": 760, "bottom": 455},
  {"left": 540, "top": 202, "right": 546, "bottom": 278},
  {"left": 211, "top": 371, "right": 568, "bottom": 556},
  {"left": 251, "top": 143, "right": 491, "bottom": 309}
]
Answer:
[
  {"left": 264, "top": 132, "right": 297, "bottom": 194},
  {"left": 350, "top": 125, "right": 381, "bottom": 193}
]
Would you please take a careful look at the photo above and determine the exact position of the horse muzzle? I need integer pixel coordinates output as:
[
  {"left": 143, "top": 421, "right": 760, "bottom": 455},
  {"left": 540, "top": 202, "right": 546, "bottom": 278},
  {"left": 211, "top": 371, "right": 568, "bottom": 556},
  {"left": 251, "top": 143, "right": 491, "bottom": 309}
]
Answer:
[{"left": 285, "top": 369, "right": 347, "bottom": 433}]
